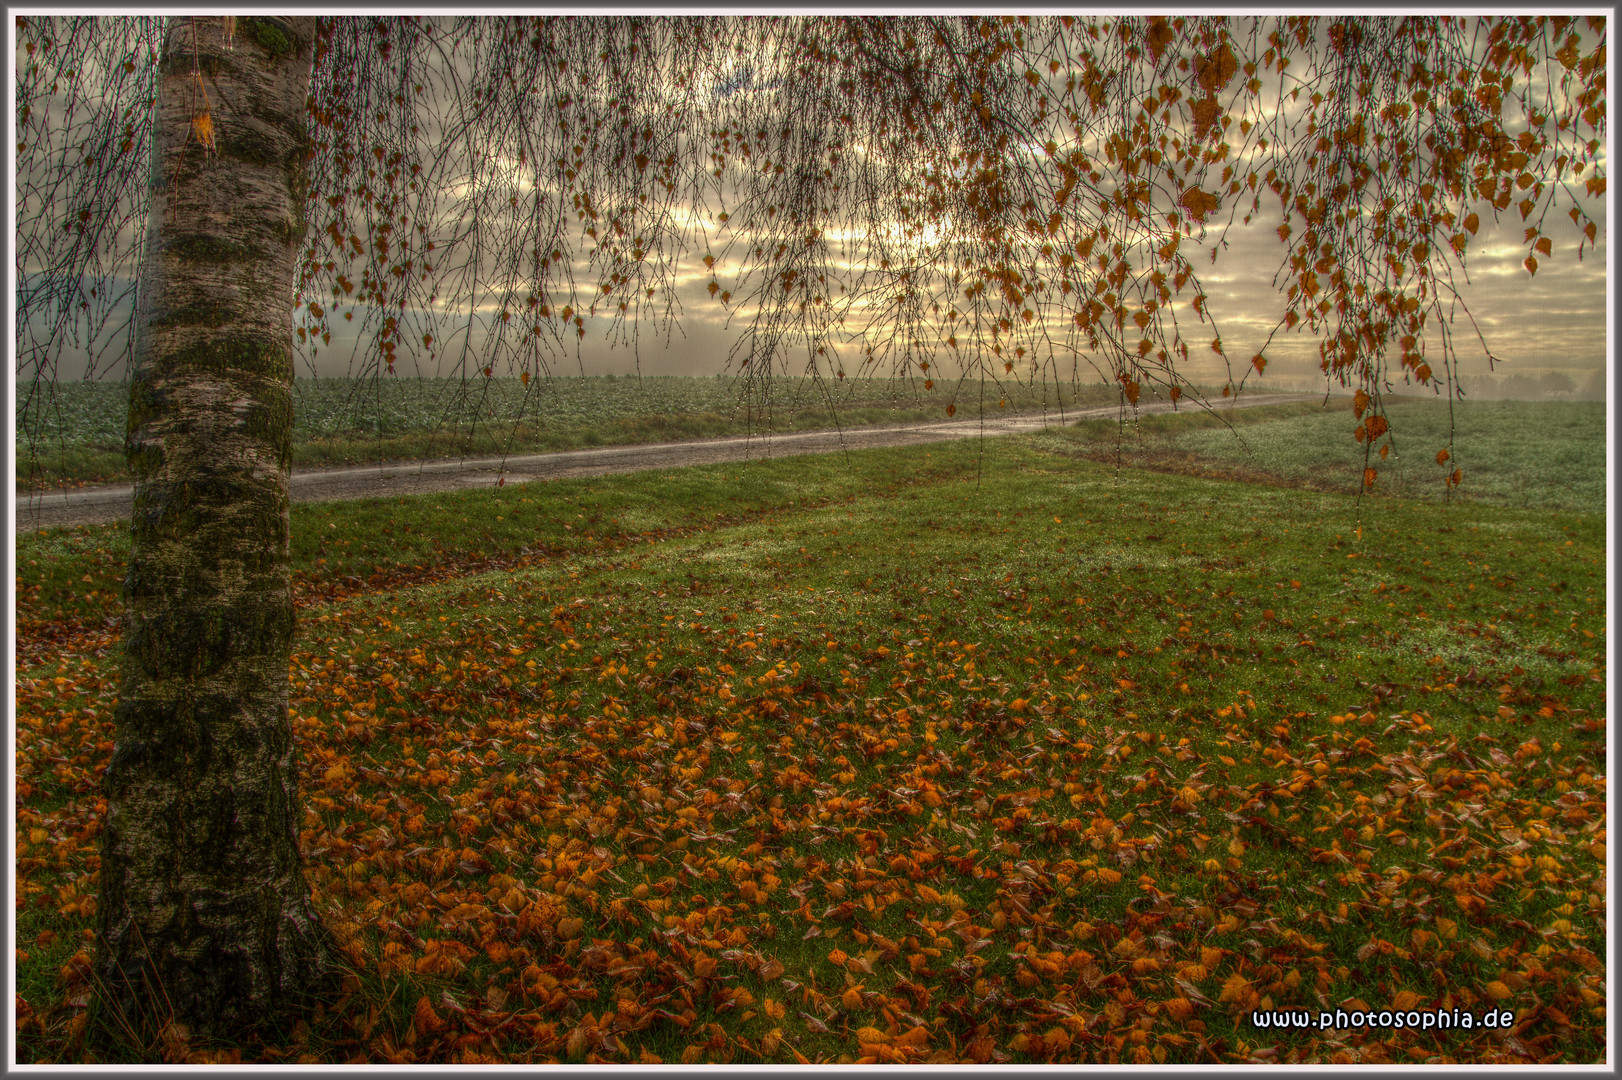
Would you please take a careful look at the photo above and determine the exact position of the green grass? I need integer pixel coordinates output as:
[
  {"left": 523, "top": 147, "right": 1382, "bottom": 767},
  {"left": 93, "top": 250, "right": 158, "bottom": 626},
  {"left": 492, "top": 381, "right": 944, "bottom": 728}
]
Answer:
[
  {"left": 1047, "top": 398, "right": 1607, "bottom": 513},
  {"left": 14, "top": 417, "right": 1607, "bottom": 1064},
  {"left": 14, "top": 374, "right": 1123, "bottom": 489}
]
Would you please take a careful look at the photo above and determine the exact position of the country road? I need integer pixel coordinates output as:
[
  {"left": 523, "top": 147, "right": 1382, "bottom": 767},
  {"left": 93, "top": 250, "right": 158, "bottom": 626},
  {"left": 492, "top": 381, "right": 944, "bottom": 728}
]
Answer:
[{"left": 14, "top": 393, "right": 1319, "bottom": 532}]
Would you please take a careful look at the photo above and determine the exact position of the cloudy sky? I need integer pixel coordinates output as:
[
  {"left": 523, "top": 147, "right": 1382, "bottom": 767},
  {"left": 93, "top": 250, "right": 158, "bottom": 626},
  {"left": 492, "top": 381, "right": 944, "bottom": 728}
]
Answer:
[
  {"left": 15, "top": 12, "right": 1609, "bottom": 399},
  {"left": 1180, "top": 193, "right": 1609, "bottom": 394},
  {"left": 563, "top": 189, "right": 1609, "bottom": 392}
]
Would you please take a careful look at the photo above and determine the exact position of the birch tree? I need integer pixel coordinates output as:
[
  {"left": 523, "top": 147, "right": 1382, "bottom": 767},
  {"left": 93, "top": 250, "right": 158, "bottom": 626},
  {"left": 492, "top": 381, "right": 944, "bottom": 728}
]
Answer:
[
  {"left": 13, "top": 13, "right": 1605, "bottom": 1040},
  {"left": 20, "top": 15, "right": 334, "bottom": 1036}
]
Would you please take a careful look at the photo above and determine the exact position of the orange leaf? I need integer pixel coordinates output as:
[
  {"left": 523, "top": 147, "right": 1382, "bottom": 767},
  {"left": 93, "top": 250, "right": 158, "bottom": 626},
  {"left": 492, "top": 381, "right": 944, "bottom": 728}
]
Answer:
[
  {"left": 1147, "top": 17, "right": 1174, "bottom": 63},
  {"left": 1218, "top": 972, "right": 1254, "bottom": 1004},
  {"left": 1181, "top": 186, "right": 1221, "bottom": 222},
  {"left": 521, "top": 370, "right": 531, "bottom": 386},
  {"left": 1436, "top": 448, "right": 1450, "bottom": 465},
  {"left": 191, "top": 111, "right": 216, "bottom": 152},
  {"left": 1191, "top": 96, "right": 1222, "bottom": 141},
  {"left": 1463, "top": 212, "right": 1480, "bottom": 234},
  {"left": 946, "top": 403, "right": 956, "bottom": 417},
  {"left": 414, "top": 995, "right": 446, "bottom": 1036},
  {"left": 1363, "top": 467, "right": 1377, "bottom": 489},
  {"left": 1196, "top": 42, "right": 1238, "bottom": 93},
  {"left": 482, "top": 366, "right": 493, "bottom": 377}
]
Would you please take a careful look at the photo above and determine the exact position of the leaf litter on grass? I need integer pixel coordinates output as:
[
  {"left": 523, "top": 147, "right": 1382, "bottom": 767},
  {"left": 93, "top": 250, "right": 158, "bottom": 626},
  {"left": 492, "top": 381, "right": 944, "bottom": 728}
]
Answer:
[{"left": 14, "top": 437, "right": 1606, "bottom": 1064}]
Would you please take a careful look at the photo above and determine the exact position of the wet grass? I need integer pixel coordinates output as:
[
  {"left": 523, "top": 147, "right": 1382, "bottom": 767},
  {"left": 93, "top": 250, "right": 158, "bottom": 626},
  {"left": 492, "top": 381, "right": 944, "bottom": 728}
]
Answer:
[
  {"left": 15, "top": 421, "right": 1606, "bottom": 1063},
  {"left": 1047, "top": 397, "right": 1606, "bottom": 514}
]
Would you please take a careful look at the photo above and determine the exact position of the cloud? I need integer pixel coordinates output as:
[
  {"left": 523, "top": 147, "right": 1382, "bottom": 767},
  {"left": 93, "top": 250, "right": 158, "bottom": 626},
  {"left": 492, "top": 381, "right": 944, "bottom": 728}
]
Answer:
[{"left": 17, "top": 15, "right": 1608, "bottom": 399}]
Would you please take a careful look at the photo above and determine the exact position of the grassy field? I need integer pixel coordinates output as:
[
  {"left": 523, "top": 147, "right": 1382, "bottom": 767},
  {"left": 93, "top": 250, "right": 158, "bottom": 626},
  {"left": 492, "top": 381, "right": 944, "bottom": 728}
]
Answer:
[
  {"left": 12, "top": 406, "right": 1608, "bottom": 1063},
  {"left": 1053, "top": 398, "right": 1607, "bottom": 514},
  {"left": 14, "top": 374, "right": 1125, "bottom": 489}
]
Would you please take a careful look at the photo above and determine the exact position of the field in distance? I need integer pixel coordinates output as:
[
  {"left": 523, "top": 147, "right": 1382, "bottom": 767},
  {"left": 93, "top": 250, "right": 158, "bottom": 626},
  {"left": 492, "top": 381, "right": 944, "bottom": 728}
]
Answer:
[
  {"left": 15, "top": 377, "right": 1604, "bottom": 515},
  {"left": 1047, "top": 398, "right": 1606, "bottom": 516},
  {"left": 16, "top": 374, "right": 1128, "bottom": 489}
]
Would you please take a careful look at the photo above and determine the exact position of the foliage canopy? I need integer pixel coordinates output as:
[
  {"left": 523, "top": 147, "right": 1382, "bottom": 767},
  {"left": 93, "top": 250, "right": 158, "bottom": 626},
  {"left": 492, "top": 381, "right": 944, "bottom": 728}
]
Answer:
[{"left": 15, "top": 14, "right": 1608, "bottom": 486}]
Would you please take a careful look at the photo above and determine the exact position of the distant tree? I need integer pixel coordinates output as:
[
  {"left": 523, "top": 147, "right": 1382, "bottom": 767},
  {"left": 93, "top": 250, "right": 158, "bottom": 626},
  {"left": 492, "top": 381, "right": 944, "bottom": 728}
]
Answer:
[
  {"left": 1539, "top": 371, "right": 1577, "bottom": 397},
  {"left": 1498, "top": 374, "right": 1530, "bottom": 399},
  {"left": 14, "top": 14, "right": 1607, "bottom": 1040},
  {"left": 1576, "top": 367, "right": 1607, "bottom": 400}
]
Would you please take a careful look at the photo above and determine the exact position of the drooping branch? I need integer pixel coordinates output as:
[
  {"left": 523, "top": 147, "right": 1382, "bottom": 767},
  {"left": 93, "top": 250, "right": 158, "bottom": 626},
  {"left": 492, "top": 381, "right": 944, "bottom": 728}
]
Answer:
[{"left": 18, "top": 14, "right": 1606, "bottom": 486}]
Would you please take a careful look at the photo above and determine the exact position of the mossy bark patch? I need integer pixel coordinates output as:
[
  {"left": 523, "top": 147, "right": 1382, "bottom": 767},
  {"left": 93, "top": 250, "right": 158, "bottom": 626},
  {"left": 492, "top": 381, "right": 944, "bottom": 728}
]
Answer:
[
  {"left": 166, "top": 233, "right": 260, "bottom": 265},
  {"left": 239, "top": 16, "right": 295, "bottom": 59},
  {"left": 152, "top": 336, "right": 293, "bottom": 379},
  {"left": 217, "top": 120, "right": 298, "bottom": 169},
  {"left": 147, "top": 302, "right": 236, "bottom": 330}
]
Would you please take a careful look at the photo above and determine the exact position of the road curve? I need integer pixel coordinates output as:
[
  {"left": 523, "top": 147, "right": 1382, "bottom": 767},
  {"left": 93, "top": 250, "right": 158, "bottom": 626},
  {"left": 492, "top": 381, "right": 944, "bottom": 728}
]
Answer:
[{"left": 15, "top": 393, "right": 1320, "bottom": 533}]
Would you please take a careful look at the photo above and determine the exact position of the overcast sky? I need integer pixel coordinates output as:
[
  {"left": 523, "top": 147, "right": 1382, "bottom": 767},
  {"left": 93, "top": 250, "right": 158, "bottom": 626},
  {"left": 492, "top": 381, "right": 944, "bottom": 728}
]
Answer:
[
  {"left": 14, "top": 11, "right": 1610, "bottom": 399},
  {"left": 308, "top": 175, "right": 1609, "bottom": 398}
]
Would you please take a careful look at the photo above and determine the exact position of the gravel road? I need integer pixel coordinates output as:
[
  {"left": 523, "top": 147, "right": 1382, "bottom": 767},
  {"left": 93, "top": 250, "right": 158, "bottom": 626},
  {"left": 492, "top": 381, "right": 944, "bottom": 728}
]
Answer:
[{"left": 15, "top": 392, "right": 1319, "bottom": 532}]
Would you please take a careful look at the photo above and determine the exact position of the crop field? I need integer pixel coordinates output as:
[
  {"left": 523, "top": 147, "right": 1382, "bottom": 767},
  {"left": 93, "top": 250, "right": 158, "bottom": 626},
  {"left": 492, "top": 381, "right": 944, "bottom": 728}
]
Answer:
[
  {"left": 14, "top": 374, "right": 1124, "bottom": 488},
  {"left": 1053, "top": 399, "right": 1607, "bottom": 515},
  {"left": 14, "top": 397, "right": 1607, "bottom": 1064}
]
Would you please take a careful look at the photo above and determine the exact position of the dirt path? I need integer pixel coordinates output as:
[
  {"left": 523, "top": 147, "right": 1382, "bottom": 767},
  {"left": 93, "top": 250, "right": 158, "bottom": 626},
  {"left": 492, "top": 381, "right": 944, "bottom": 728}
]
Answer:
[{"left": 14, "top": 393, "right": 1319, "bottom": 532}]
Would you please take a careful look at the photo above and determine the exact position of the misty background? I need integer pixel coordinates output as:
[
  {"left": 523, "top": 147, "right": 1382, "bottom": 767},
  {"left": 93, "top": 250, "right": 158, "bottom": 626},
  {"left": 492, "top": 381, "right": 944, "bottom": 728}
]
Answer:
[{"left": 15, "top": 16, "right": 1609, "bottom": 405}]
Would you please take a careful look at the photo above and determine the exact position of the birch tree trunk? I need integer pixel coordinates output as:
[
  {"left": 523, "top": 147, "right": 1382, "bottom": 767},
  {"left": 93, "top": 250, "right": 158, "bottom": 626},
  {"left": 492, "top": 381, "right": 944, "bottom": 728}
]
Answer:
[{"left": 94, "top": 15, "right": 334, "bottom": 1038}]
